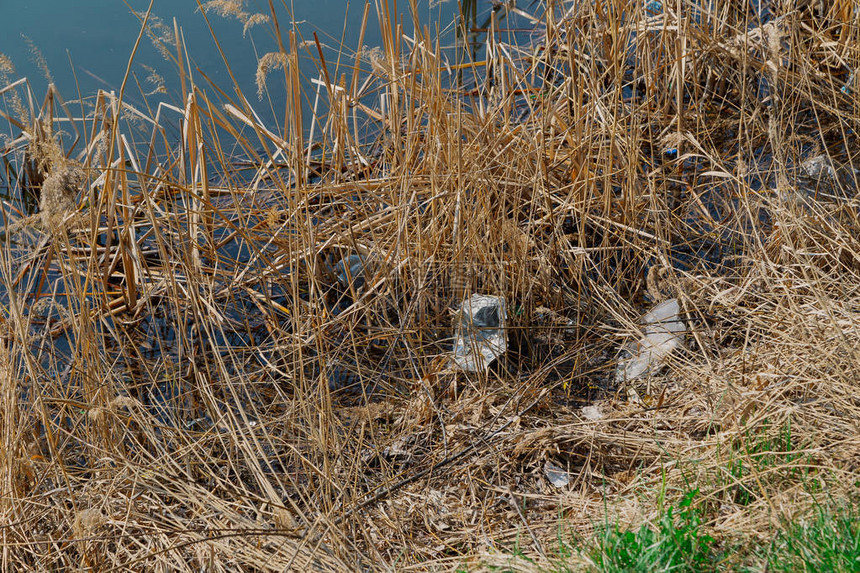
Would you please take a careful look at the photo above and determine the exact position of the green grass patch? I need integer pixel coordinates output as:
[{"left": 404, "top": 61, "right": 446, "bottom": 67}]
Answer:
[
  {"left": 756, "top": 500, "right": 860, "bottom": 573},
  {"left": 588, "top": 489, "right": 715, "bottom": 573},
  {"left": 719, "top": 418, "right": 813, "bottom": 506}
]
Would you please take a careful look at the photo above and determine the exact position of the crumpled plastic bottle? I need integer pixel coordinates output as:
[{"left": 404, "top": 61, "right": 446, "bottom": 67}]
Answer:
[{"left": 451, "top": 294, "right": 508, "bottom": 372}]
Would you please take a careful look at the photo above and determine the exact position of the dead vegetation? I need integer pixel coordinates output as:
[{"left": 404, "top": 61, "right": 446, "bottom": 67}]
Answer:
[{"left": 1, "top": 0, "right": 859, "bottom": 570}]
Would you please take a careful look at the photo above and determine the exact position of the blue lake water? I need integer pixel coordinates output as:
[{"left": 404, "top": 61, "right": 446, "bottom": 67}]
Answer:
[{"left": 1, "top": 0, "right": 464, "bottom": 127}]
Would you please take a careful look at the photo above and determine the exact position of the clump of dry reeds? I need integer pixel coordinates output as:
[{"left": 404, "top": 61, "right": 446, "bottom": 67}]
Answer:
[{"left": 0, "top": 0, "right": 859, "bottom": 570}]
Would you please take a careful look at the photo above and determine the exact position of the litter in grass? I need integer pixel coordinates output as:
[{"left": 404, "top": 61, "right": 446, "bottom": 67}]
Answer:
[
  {"left": 800, "top": 155, "right": 836, "bottom": 180},
  {"left": 615, "top": 298, "right": 686, "bottom": 383},
  {"left": 334, "top": 253, "right": 373, "bottom": 290},
  {"left": 544, "top": 461, "right": 571, "bottom": 488},
  {"left": 451, "top": 294, "right": 507, "bottom": 372},
  {"left": 581, "top": 404, "right": 604, "bottom": 421}
]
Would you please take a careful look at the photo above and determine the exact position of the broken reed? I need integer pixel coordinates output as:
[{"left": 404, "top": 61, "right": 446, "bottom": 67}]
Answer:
[{"left": 0, "top": 0, "right": 859, "bottom": 570}]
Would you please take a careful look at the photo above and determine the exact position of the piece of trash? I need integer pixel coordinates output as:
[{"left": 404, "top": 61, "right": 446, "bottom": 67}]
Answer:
[
  {"left": 581, "top": 405, "right": 604, "bottom": 421},
  {"left": 800, "top": 155, "right": 836, "bottom": 180},
  {"left": 615, "top": 298, "right": 686, "bottom": 383},
  {"left": 451, "top": 294, "right": 507, "bottom": 372},
  {"left": 660, "top": 132, "right": 685, "bottom": 157},
  {"left": 382, "top": 435, "right": 414, "bottom": 465},
  {"left": 842, "top": 71, "right": 856, "bottom": 95},
  {"left": 544, "top": 461, "right": 570, "bottom": 488},
  {"left": 645, "top": 0, "right": 662, "bottom": 14},
  {"left": 334, "top": 254, "right": 371, "bottom": 289}
]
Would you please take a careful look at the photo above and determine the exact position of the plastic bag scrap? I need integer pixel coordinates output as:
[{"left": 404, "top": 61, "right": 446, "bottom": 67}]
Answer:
[
  {"left": 451, "top": 294, "right": 507, "bottom": 372},
  {"left": 800, "top": 155, "right": 836, "bottom": 180},
  {"left": 543, "top": 461, "right": 571, "bottom": 488},
  {"left": 615, "top": 298, "right": 686, "bottom": 383},
  {"left": 334, "top": 254, "right": 371, "bottom": 290}
]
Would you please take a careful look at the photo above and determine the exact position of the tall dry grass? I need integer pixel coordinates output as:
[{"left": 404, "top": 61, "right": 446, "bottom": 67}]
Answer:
[{"left": 0, "top": 0, "right": 859, "bottom": 570}]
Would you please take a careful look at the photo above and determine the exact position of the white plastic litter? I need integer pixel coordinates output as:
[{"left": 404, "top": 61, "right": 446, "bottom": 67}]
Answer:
[
  {"left": 581, "top": 405, "right": 604, "bottom": 421},
  {"left": 451, "top": 294, "right": 507, "bottom": 372},
  {"left": 800, "top": 155, "right": 836, "bottom": 180},
  {"left": 544, "top": 461, "right": 571, "bottom": 488},
  {"left": 615, "top": 298, "right": 686, "bottom": 383}
]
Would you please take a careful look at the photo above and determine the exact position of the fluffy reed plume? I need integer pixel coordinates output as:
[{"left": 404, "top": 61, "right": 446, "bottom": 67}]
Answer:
[
  {"left": 201, "top": 0, "right": 270, "bottom": 36},
  {"left": 255, "top": 51, "right": 287, "bottom": 99},
  {"left": 0, "top": 52, "right": 12, "bottom": 74},
  {"left": 140, "top": 63, "right": 167, "bottom": 95},
  {"left": 133, "top": 11, "right": 175, "bottom": 61},
  {"left": 0, "top": 0, "right": 858, "bottom": 570},
  {"left": 38, "top": 160, "right": 82, "bottom": 230},
  {"left": 21, "top": 126, "right": 83, "bottom": 230},
  {"left": 0, "top": 52, "right": 27, "bottom": 125},
  {"left": 22, "top": 36, "right": 52, "bottom": 83}
]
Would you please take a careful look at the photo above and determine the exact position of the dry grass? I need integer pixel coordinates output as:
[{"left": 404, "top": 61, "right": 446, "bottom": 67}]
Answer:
[{"left": 1, "top": 0, "right": 859, "bottom": 570}]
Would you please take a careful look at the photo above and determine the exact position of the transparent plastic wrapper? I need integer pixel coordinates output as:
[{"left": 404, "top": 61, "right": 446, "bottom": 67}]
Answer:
[
  {"left": 451, "top": 294, "right": 507, "bottom": 372},
  {"left": 543, "top": 461, "right": 571, "bottom": 488},
  {"left": 334, "top": 254, "right": 371, "bottom": 290},
  {"left": 615, "top": 298, "right": 686, "bottom": 383},
  {"left": 800, "top": 155, "right": 836, "bottom": 180}
]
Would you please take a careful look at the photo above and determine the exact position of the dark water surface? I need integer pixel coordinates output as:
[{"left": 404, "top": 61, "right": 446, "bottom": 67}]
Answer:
[
  {"left": 1, "top": 0, "right": 462, "bottom": 125},
  {"left": 1, "top": 1, "right": 481, "bottom": 404}
]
